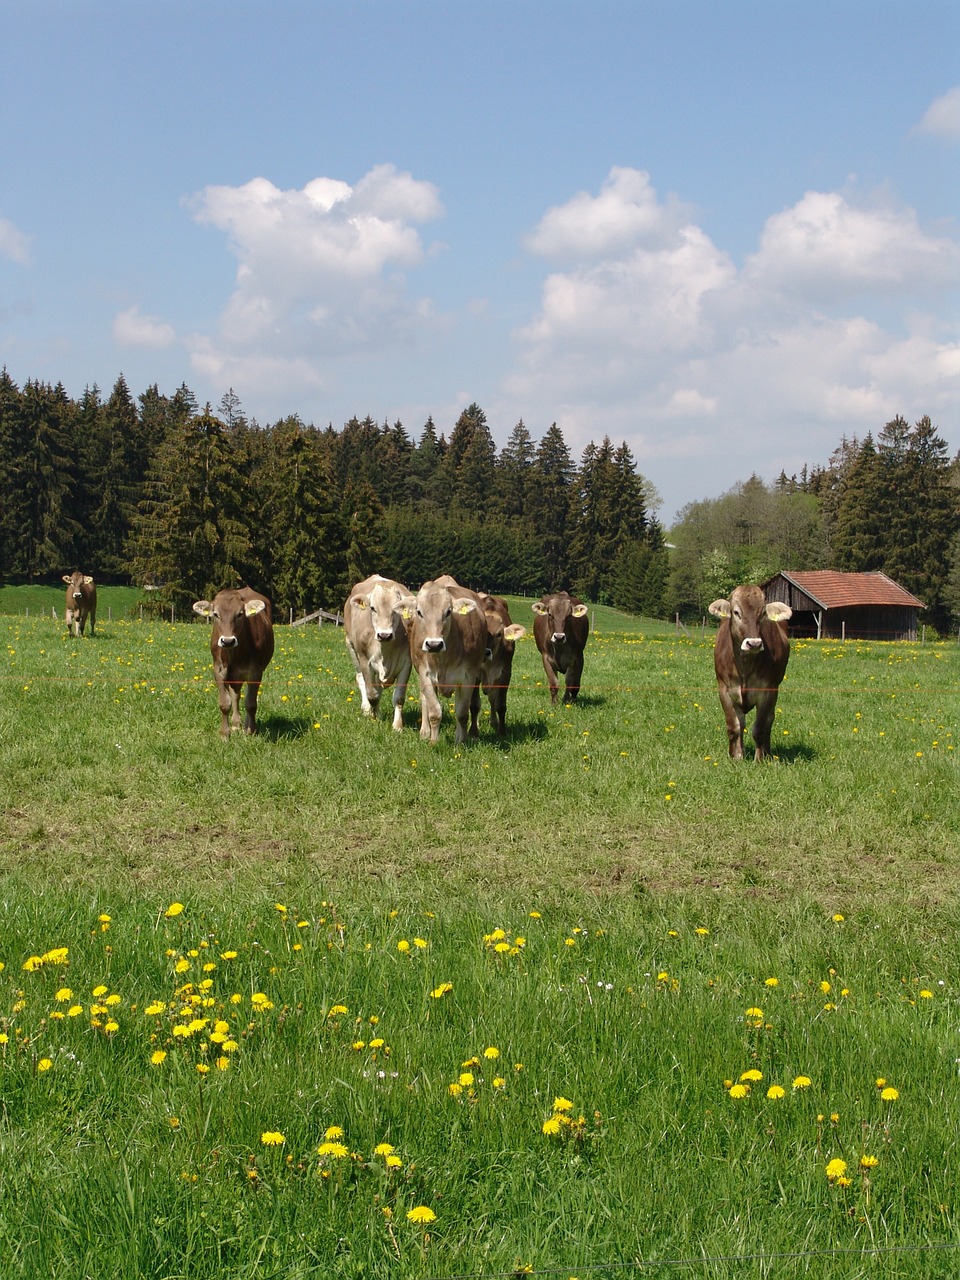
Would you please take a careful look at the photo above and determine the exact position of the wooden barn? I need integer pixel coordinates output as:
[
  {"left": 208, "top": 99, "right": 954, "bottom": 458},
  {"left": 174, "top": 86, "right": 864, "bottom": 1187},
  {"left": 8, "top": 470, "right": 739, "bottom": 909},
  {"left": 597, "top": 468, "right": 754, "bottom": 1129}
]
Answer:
[{"left": 763, "top": 571, "right": 926, "bottom": 641}]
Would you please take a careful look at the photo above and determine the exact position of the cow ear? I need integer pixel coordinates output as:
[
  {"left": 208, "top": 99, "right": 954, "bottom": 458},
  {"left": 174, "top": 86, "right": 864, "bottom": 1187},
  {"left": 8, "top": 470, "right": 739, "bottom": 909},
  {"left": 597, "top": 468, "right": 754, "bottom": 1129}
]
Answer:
[
  {"left": 708, "top": 599, "right": 732, "bottom": 618},
  {"left": 504, "top": 624, "right": 526, "bottom": 641},
  {"left": 244, "top": 599, "right": 267, "bottom": 617},
  {"left": 350, "top": 596, "right": 368, "bottom": 610},
  {"left": 454, "top": 598, "right": 476, "bottom": 615},
  {"left": 193, "top": 601, "right": 214, "bottom": 617},
  {"left": 765, "top": 602, "right": 792, "bottom": 622},
  {"left": 83, "top": 576, "right": 94, "bottom": 584},
  {"left": 572, "top": 604, "right": 588, "bottom": 617},
  {"left": 531, "top": 602, "right": 547, "bottom": 615},
  {"left": 62, "top": 574, "right": 72, "bottom": 584}
]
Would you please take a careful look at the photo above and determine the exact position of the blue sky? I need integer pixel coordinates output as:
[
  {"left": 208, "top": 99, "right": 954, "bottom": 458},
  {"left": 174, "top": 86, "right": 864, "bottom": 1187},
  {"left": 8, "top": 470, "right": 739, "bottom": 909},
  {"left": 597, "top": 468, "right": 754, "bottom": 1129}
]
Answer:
[{"left": 2, "top": 0, "right": 958, "bottom": 522}]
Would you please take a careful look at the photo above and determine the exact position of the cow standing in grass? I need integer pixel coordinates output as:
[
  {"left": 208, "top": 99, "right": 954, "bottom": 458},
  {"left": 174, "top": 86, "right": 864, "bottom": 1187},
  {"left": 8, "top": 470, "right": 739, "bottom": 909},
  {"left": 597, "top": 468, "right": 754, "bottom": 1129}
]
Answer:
[
  {"left": 709, "top": 585, "right": 792, "bottom": 760},
  {"left": 477, "top": 593, "right": 526, "bottom": 736},
  {"left": 401, "top": 579, "right": 487, "bottom": 746},
  {"left": 532, "top": 591, "right": 589, "bottom": 704},
  {"left": 192, "top": 587, "right": 275, "bottom": 739},
  {"left": 344, "top": 574, "right": 412, "bottom": 732},
  {"left": 63, "top": 571, "right": 97, "bottom": 637}
]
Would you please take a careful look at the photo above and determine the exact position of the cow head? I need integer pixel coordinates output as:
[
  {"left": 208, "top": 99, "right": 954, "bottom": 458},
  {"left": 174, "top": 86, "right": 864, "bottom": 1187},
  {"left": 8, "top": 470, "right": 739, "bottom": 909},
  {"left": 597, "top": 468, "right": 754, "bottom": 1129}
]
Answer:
[
  {"left": 351, "top": 581, "right": 406, "bottom": 643},
  {"left": 411, "top": 583, "right": 478, "bottom": 653},
  {"left": 193, "top": 593, "right": 267, "bottom": 647},
  {"left": 532, "top": 593, "right": 588, "bottom": 644},
  {"left": 62, "top": 571, "right": 93, "bottom": 601},
  {"left": 709, "top": 586, "right": 792, "bottom": 652}
]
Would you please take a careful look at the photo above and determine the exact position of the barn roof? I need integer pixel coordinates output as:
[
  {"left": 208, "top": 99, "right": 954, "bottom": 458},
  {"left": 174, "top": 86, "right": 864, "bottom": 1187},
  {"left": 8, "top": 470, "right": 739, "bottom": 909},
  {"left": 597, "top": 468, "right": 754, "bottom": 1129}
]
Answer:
[{"left": 771, "top": 570, "right": 925, "bottom": 610}]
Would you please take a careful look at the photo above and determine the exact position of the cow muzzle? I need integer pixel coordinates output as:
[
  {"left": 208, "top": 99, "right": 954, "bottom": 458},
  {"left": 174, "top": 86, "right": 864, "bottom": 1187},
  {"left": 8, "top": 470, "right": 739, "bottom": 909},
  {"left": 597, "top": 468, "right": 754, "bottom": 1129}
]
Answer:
[
  {"left": 740, "top": 637, "right": 764, "bottom": 652},
  {"left": 73, "top": 591, "right": 83, "bottom": 601},
  {"left": 217, "top": 635, "right": 239, "bottom": 648},
  {"left": 552, "top": 631, "right": 566, "bottom": 644},
  {"left": 422, "top": 638, "right": 446, "bottom": 653},
  {"left": 376, "top": 628, "right": 395, "bottom": 642}
]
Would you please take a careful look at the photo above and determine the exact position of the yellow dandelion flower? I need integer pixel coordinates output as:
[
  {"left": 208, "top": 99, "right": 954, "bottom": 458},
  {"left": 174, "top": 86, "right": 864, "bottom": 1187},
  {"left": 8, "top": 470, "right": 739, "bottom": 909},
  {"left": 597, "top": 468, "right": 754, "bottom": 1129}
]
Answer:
[
  {"left": 542, "top": 1116, "right": 563, "bottom": 1135},
  {"left": 695, "top": 927, "right": 709, "bottom": 936},
  {"left": 431, "top": 983, "right": 453, "bottom": 998},
  {"left": 493, "top": 1076, "right": 506, "bottom": 1089},
  {"left": 745, "top": 1007, "right": 763, "bottom": 1018},
  {"left": 196, "top": 1063, "right": 210, "bottom": 1074},
  {"left": 216, "top": 1057, "right": 230, "bottom": 1071},
  {"left": 919, "top": 989, "right": 934, "bottom": 999},
  {"left": 37, "top": 1058, "right": 53, "bottom": 1072},
  {"left": 553, "top": 1096, "right": 574, "bottom": 1112},
  {"left": 55, "top": 988, "right": 73, "bottom": 1002},
  {"left": 374, "top": 1142, "right": 395, "bottom": 1156},
  {"left": 317, "top": 1142, "right": 349, "bottom": 1158},
  {"left": 324, "top": 1126, "right": 344, "bottom": 1141},
  {"left": 164, "top": 902, "right": 184, "bottom": 918},
  {"left": 766, "top": 1085, "right": 786, "bottom": 1099},
  {"left": 397, "top": 940, "right": 411, "bottom": 953},
  {"left": 880, "top": 1087, "right": 899, "bottom": 1101},
  {"left": 448, "top": 1082, "right": 463, "bottom": 1097},
  {"left": 728, "top": 1083, "right": 749, "bottom": 1099},
  {"left": 385, "top": 1153, "right": 402, "bottom": 1169},
  {"left": 792, "top": 1075, "right": 812, "bottom": 1090},
  {"left": 328, "top": 1004, "right": 348, "bottom": 1016},
  {"left": 860, "top": 1154, "right": 879, "bottom": 1168},
  {"left": 764, "top": 977, "right": 779, "bottom": 987},
  {"left": 459, "top": 1072, "right": 474, "bottom": 1088},
  {"left": 67, "top": 1004, "right": 83, "bottom": 1017},
  {"left": 832, "top": 913, "right": 844, "bottom": 922},
  {"left": 406, "top": 1206, "right": 436, "bottom": 1225},
  {"left": 483, "top": 1046, "right": 500, "bottom": 1059},
  {"left": 261, "top": 1131, "right": 285, "bottom": 1146},
  {"left": 825, "top": 1158, "right": 847, "bottom": 1181},
  {"left": 739, "top": 1069, "right": 763, "bottom": 1082}
]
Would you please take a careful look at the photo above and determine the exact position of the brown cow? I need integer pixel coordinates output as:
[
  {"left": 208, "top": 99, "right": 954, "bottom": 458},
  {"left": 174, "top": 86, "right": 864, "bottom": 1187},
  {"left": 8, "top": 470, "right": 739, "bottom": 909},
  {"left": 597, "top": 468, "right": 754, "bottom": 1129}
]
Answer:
[
  {"left": 192, "top": 587, "right": 275, "bottom": 739},
  {"left": 400, "top": 579, "right": 487, "bottom": 746},
  {"left": 62, "top": 571, "right": 97, "bottom": 637},
  {"left": 532, "top": 591, "right": 589, "bottom": 704},
  {"left": 431, "top": 577, "right": 527, "bottom": 736},
  {"left": 344, "top": 574, "right": 412, "bottom": 732},
  {"left": 477, "top": 593, "right": 526, "bottom": 735},
  {"left": 708, "top": 584, "right": 792, "bottom": 760}
]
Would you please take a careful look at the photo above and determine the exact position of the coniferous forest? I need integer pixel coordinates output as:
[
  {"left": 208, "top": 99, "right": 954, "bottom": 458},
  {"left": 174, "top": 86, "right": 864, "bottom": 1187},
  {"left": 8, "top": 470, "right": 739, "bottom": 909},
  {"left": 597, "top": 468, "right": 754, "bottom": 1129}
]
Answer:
[{"left": 1, "top": 368, "right": 958, "bottom": 631}]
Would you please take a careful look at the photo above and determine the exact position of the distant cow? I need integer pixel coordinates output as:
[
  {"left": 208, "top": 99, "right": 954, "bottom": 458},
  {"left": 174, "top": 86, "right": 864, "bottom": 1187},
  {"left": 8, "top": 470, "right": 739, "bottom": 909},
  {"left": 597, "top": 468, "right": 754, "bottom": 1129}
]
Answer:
[
  {"left": 401, "top": 578, "right": 487, "bottom": 746},
  {"left": 532, "top": 592, "right": 589, "bottom": 704},
  {"left": 344, "top": 574, "right": 412, "bottom": 732},
  {"left": 192, "top": 587, "right": 275, "bottom": 739},
  {"left": 477, "top": 593, "right": 526, "bottom": 735},
  {"left": 62, "top": 571, "right": 97, "bottom": 637},
  {"left": 708, "top": 585, "right": 792, "bottom": 760}
]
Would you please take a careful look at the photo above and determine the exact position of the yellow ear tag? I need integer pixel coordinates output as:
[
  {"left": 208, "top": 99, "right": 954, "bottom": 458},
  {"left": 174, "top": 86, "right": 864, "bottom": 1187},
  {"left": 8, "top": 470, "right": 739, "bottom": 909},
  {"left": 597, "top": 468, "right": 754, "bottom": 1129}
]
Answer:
[{"left": 456, "top": 603, "right": 472, "bottom": 615}]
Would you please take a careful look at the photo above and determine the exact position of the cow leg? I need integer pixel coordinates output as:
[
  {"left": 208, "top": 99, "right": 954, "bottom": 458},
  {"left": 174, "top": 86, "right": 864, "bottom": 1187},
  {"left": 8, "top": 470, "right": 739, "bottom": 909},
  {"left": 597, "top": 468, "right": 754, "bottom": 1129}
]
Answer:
[
  {"left": 242, "top": 680, "right": 262, "bottom": 735},
  {"left": 391, "top": 662, "right": 411, "bottom": 733},
  {"left": 717, "top": 683, "right": 745, "bottom": 759},
  {"left": 563, "top": 653, "right": 584, "bottom": 704},
  {"left": 218, "top": 681, "right": 243, "bottom": 738},
  {"left": 455, "top": 685, "right": 478, "bottom": 745},
  {"left": 541, "top": 652, "right": 560, "bottom": 705},
  {"left": 419, "top": 678, "right": 443, "bottom": 745},
  {"left": 88, "top": 612, "right": 96, "bottom": 637},
  {"left": 751, "top": 692, "right": 778, "bottom": 761},
  {"left": 488, "top": 686, "right": 506, "bottom": 736},
  {"left": 355, "top": 669, "right": 380, "bottom": 719}
]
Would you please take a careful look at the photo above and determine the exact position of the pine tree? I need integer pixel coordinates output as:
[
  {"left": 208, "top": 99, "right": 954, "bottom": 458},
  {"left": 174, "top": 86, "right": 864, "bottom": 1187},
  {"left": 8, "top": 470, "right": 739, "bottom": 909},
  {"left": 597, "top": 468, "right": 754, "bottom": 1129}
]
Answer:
[
  {"left": 529, "top": 423, "right": 574, "bottom": 591},
  {"left": 497, "top": 419, "right": 535, "bottom": 520}
]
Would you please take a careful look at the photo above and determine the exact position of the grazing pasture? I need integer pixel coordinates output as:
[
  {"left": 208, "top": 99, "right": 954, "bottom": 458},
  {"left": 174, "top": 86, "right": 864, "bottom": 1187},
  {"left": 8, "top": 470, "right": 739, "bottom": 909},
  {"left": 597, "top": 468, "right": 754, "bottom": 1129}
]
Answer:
[{"left": 1, "top": 602, "right": 959, "bottom": 1278}]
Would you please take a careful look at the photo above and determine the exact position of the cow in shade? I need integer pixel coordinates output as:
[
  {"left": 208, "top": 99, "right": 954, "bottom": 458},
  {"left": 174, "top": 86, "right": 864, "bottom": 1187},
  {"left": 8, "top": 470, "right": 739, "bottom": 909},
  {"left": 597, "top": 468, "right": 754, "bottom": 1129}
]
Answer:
[
  {"left": 709, "top": 584, "right": 792, "bottom": 760},
  {"left": 344, "top": 574, "right": 412, "bottom": 732},
  {"left": 532, "top": 591, "right": 589, "bottom": 704},
  {"left": 63, "top": 571, "right": 97, "bottom": 637},
  {"left": 192, "top": 587, "right": 275, "bottom": 739}
]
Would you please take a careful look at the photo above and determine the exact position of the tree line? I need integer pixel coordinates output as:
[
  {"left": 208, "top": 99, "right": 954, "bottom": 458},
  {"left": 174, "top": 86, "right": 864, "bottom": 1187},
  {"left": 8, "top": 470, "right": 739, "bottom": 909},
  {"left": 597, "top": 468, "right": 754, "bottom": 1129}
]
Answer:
[
  {"left": 667, "top": 415, "right": 960, "bottom": 632},
  {"left": 2, "top": 368, "right": 955, "bottom": 631},
  {"left": 0, "top": 371, "right": 669, "bottom": 618}
]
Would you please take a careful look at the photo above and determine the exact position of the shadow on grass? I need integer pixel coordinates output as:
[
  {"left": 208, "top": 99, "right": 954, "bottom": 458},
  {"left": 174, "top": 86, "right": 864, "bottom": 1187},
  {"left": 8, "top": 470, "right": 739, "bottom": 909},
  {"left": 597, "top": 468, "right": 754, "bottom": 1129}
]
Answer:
[
  {"left": 257, "top": 716, "right": 316, "bottom": 741},
  {"left": 762, "top": 742, "right": 817, "bottom": 764}
]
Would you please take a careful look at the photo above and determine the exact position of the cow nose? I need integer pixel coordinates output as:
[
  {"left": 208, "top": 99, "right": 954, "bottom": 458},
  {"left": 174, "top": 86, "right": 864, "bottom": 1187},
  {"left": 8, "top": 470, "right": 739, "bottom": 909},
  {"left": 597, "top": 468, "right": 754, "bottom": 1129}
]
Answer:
[
  {"left": 552, "top": 631, "right": 565, "bottom": 643},
  {"left": 741, "top": 637, "right": 764, "bottom": 652},
  {"left": 73, "top": 592, "right": 83, "bottom": 600},
  {"left": 423, "top": 638, "right": 445, "bottom": 652},
  {"left": 218, "top": 635, "right": 239, "bottom": 648},
  {"left": 376, "top": 628, "right": 394, "bottom": 642}
]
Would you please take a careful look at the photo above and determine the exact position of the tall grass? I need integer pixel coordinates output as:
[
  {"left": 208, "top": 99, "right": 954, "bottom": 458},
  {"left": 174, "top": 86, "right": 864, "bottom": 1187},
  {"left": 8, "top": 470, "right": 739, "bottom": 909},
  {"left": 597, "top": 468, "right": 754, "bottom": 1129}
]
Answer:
[{"left": 0, "top": 608, "right": 958, "bottom": 1276}]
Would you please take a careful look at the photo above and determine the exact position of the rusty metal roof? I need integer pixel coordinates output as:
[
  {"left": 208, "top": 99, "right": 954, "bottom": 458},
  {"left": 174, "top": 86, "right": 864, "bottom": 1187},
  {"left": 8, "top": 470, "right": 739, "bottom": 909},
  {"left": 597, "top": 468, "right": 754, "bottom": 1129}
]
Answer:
[{"left": 770, "top": 571, "right": 926, "bottom": 610}]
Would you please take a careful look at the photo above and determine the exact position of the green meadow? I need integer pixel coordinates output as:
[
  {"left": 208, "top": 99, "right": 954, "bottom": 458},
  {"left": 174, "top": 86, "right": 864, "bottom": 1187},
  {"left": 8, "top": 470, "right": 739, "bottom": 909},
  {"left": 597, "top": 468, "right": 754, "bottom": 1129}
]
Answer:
[{"left": 1, "top": 598, "right": 959, "bottom": 1278}]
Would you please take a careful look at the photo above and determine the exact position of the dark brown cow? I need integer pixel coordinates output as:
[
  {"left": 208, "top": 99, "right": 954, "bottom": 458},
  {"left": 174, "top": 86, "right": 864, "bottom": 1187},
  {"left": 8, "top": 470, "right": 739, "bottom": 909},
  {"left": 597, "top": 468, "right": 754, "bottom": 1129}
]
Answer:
[
  {"left": 708, "top": 584, "right": 792, "bottom": 760},
  {"left": 344, "top": 574, "right": 412, "bottom": 732},
  {"left": 192, "top": 587, "right": 275, "bottom": 739},
  {"left": 477, "top": 593, "right": 526, "bottom": 735},
  {"left": 532, "top": 591, "right": 589, "bottom": 704},
  {"left": 62, "top": 571, "right": 97, "bottom": 637},
  {"left": 400, "top": 579, "right": 487, "bottom": 746}
]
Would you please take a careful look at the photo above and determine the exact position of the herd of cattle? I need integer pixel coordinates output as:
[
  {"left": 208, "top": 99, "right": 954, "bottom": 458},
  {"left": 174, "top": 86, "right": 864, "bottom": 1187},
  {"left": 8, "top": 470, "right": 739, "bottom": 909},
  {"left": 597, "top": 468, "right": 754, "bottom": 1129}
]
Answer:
[{"left": 63, "top": 572, "right": 794, "bottom": 759}]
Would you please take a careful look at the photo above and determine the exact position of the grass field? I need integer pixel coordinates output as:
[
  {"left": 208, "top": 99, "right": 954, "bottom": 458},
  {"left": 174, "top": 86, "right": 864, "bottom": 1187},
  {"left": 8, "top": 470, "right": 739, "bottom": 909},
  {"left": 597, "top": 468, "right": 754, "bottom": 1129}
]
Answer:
[{"left": 1, "top": 598, "right": 959, "bottom": 1277}]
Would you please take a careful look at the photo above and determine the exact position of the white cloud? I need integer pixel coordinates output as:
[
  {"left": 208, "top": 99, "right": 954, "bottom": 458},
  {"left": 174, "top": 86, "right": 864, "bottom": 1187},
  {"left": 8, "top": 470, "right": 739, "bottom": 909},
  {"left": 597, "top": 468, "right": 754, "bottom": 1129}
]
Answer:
[
  {"left": 524, "top": 167, "right": 689, "bottom": 261},
  {"left": 915, "top": 86, "right": 960, "bottom": 140},
  {"left": 745, "top": 190, "right": 960, "bottom": 298},
  {"left": 507, "top": 169, "right": 960, "bottom": 517},
  {"left": 113, "top": 305, "right": 176, "bottom": 349},
  {"left": 0, "top": 216, "right": 31, "bottom": 266},
  {"left": 189, "top": 164, "right": 444, "bottom": 358}
]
